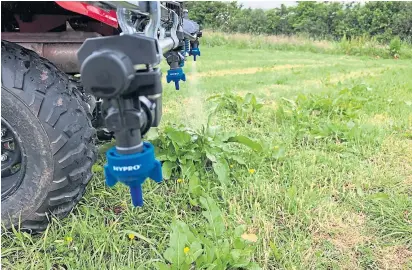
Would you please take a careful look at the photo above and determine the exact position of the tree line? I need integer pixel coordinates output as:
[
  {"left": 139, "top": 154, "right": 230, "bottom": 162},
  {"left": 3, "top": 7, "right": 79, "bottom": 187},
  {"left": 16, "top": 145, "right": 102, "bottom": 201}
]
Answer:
[{"left": 184, "top": 1, "right": 412, "bottom": 43}]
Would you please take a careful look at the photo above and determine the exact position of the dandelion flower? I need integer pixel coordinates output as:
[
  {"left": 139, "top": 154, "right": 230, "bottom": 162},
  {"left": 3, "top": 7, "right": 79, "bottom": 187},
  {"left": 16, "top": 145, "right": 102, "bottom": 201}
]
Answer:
[
  {"left": 177, "top": 178, "right": 183, "bottom": 183},
  {"left": 230, "top": 164, "right": 234, "bottom": 168},
  {"left": 128, "top": 233, "right": 135, "bottom": 240},
  {"left": 183, "top": 246, "right": 190, "bottom": 254},
  {"left": 65, "top": 236, "right": 73, "bottom": 243},
  {"left": 248, "top": 169, "right": 256, "bottom": 174}
]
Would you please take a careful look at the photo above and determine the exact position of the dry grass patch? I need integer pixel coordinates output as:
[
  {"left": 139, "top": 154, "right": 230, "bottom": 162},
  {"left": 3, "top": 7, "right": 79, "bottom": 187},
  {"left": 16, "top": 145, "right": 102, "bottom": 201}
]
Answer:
[
  {"left": 192, "top": 64, "right": 310, "bottom": 78},
  {"left": 304, "top": 209, "right": 371, "bottom": 269},
  {"left": 301, "top": 67, "right": 385, "bottom": 87},
  {"left": 211, "top": 59, "right": 332, "bottom": 66},
  {"left": 368, "top": 113, "right": 392, "bottom": 126},
  {"left": 379, "top": 136, "right": 412, "bottom": 175},
  {"left": 313, "top": 211, "right": 368, "bottom": 251},
  {"left": 204, "top": 31, "right": 334, "bottom": 50},
  {"left": 376, "top": 245, "right": 412, "bottom": 270}
]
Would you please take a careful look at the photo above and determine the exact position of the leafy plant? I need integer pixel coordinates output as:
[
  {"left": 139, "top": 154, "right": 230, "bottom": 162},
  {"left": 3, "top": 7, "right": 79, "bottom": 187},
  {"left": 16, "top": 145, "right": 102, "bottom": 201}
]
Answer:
[
  {"left": 149, "top": 122, "right": 262, "bottom": 190},
  {"left": 157, "top": 196, "right": 260, "bottom": 270},
  {"left": 276, "top": 84, "right": 382, "bottom": 145},
  {"left": 207, "top": 92, "right": 264, "bottom": 122}
]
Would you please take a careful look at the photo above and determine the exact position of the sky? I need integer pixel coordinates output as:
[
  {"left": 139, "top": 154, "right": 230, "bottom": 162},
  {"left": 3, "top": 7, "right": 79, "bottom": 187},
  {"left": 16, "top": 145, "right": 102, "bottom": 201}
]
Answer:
[{"left": 238, "top": 1, "right": 298, "bottom": 9}]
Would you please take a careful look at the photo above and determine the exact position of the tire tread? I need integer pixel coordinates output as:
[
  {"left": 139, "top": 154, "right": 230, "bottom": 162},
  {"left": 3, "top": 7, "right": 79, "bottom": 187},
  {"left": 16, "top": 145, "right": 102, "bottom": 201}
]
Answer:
[{"left": 1, "top": 40, "right": 97, "bottom": 233}]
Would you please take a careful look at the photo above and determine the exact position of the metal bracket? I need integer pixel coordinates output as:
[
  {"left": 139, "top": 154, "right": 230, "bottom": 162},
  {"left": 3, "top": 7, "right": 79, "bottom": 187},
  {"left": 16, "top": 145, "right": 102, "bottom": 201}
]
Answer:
[
  {"left": 117, "top": 8, "right": 136, "bottom": 35},
  {"left": 144, "top": 1, "right": 162, "bottom": 39},
  {"left": 168, "top": 10, "right": 179, "bottom": 46}
]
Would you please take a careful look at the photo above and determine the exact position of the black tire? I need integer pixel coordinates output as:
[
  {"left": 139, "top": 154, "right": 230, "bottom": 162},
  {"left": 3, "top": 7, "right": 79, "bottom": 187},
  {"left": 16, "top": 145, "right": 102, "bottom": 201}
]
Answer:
[{"left": 1, "top": 40, "right": 97, "bottom": 232}]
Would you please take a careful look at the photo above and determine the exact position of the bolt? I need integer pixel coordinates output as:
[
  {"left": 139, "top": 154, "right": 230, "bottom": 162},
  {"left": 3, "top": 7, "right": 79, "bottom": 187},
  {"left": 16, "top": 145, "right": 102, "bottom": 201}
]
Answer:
[{"left": 1, "top": 154, "right": 7, "bottom": 162}]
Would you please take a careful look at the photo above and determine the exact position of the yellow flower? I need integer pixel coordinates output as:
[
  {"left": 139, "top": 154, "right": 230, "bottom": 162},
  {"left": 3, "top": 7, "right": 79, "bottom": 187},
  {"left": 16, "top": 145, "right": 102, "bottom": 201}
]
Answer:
[
  {"left": 65, "top": 236, "right": 73, "bottom": 243},
  {"left": 230, "top": 164, "right": 234, "bottom": 168},
  {"left": 183, "top": 246, "right": 190, "bottom": 254},
  {"left": 128, "top": 233, "right": 135, "bottom": 240},
  {"left": 177, "top": 178, "right": 183, "bottom": 183},
  {"left": 248, "top": 169, "right": 256, "bottom": 174}
]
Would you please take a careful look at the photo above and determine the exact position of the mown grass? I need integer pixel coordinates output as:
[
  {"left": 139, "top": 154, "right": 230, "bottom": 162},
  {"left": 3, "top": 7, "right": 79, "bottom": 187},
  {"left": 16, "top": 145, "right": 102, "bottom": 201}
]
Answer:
[{"left": 2, "top": 34, "right": 412, "bottom": 269}]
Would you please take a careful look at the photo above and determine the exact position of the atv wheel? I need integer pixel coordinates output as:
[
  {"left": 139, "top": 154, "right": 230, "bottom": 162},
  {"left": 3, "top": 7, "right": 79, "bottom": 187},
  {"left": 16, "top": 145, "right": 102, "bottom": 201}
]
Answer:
[{"left": 1, "top": 41, "right": 97, "bottom": 232}]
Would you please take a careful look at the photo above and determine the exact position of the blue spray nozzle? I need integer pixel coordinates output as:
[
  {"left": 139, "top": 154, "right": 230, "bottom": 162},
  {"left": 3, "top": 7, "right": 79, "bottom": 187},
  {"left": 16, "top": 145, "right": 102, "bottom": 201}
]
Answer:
[
  {"left": 104, "top": 142, "right": 162, "bottom": 207},
  {"left": 166, "top": 67, "right": 186, "bottom": 90},
  {"left": 189, "top": 47, "right": 200, "bottom": 61}
]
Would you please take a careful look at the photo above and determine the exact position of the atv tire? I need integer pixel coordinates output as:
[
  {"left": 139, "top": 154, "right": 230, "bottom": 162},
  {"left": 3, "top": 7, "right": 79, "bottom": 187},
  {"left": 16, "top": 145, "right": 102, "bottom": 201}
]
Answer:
[{"left": 1, "top": 40, "right": 97, "bottom": 232}]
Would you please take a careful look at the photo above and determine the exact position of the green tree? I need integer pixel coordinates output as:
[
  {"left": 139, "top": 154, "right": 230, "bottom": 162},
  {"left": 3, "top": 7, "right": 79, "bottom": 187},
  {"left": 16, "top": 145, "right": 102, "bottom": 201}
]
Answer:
[{"left": 183, "top": 0, "right": 412, "bottom": 44}]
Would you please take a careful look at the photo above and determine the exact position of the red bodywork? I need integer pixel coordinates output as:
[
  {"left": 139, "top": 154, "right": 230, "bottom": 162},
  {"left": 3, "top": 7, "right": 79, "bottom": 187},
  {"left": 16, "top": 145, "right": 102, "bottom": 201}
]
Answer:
[{"left": 55, "top": 1, "right": 118, "bottom": 28}]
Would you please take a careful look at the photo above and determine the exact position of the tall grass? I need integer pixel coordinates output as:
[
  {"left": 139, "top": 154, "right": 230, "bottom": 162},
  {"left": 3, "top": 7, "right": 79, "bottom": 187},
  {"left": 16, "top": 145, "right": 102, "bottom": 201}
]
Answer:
[{"left": 202, "top": 30, "right": 412, "bottom": 59}]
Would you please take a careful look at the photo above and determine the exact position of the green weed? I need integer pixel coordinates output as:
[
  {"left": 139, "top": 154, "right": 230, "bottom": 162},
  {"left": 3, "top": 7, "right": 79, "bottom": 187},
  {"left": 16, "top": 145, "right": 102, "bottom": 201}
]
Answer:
[
  {"left": 157, "top": 196, "right": 259, "bottom": 269},
  {"left": 207, "top": 92, "right": 264, "bottom": 122},
  {"left": 149, "top": 120, "right": 262, "bottom": 190}
]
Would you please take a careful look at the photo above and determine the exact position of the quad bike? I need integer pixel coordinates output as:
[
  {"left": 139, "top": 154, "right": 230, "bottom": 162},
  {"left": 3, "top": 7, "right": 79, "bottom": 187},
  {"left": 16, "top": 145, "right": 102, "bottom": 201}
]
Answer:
[{"left": 1, "top": 1, "right": 202, "bottom": 232}]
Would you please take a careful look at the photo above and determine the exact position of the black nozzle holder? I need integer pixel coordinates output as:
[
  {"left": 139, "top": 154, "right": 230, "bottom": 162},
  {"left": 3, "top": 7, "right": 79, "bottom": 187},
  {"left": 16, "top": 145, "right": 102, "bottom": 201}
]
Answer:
[{"left": 77, "top": 34, "right": 162, "bottom": 154}]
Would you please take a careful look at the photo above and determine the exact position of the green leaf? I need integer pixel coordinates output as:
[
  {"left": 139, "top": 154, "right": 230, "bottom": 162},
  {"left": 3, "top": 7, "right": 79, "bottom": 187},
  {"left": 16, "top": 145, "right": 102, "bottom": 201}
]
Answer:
[
  {"left": 234, "top": 225, "right": 247, "bottom": 237},
  {"left": 164, "top": 221, "right": 194, "bottom": 266},
  {"left": 121, "top": 230, "right": 153, "bottom": 245},
  {"left": 205, "top": 149, "right": 217, "bottom": 163},
  {"left": 269, "top": 241, "right": 282, "bottom": 261},
  {"left": 231, "top": 250, "right": 251, "bottom": 267},
  {"left": 234, "top": 237, "right": 246, "bottom": 249},
  {"left": 368, "top": 192, "right": 389, "bottom": 201},
  {"left": 243, "top": 93, "right": 254, "bottom": 104},
  {"left": 188, "top": 242, "right": 203, "bottom": 263},
  {"left": 155, "top": 262, "right": 170, "bottom": 270},
  {"left": 163, "top": 248, "right": 176, "bottom": 265},
  {"left": 206, "top": 94, "right": 222, "bottom": 101},
  {"left": 231, "top": 155, "right": 246, "bottom": 165},
  {"left": 166, "top": 128, "right": 191, "bottom": 146},
  {"left": 255, "top": 104, "right": 264, "bottom": 110},
  {"left": 145, "top": 128, "right": 159, "bottom": 141},
  {"left": 247, "top": 262, "right": 263, "bottom": 270},
  {"left": 199, "top": 196, "right": 225, "bottom": 238},
  {"left": 212, "top": 259, "right": 224, "bottom": 269},
  {"left": 181, "top": 162, "right": 196, "bottom": 178},
  {"left": 213, "top": 158, "right": 230, "bottom": 185},
  {"left": 189, "top": 174, "right": 203, "bottom": 197},
  {"left": 225, "top": 135, "right": 262, "bottom": 152},
  {"left": 230, "top": 249, "right": 242, "bottom": 261},
  {"left": 162, "top": 161, "right": 174, "bottom": 180},
  {"left": 201, "top": 241, "right": 216, "bottom": 264}
]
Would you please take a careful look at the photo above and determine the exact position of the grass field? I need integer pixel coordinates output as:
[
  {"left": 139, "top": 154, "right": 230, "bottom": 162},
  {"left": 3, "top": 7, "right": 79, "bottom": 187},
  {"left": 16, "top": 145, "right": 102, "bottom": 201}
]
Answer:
[{"left": 2, "top": 35, "right": 412, "bottom": 269}]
